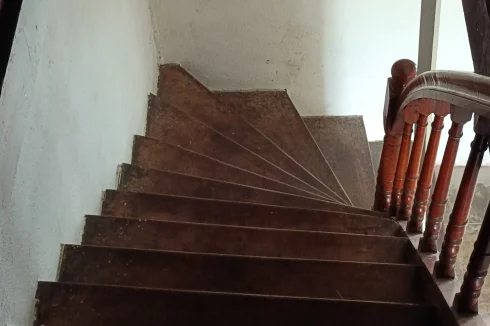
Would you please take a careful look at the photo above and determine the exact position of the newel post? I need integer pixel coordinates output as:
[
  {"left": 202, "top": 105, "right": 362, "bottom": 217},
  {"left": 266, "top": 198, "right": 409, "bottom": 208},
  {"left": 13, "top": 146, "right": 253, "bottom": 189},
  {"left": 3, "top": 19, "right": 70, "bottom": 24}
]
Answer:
[
  {"left": 373, "top": 59, "right": 417, "bottom": 213},
  {"left": 435, "top": 115, "right": 489, "bottom": 279}
]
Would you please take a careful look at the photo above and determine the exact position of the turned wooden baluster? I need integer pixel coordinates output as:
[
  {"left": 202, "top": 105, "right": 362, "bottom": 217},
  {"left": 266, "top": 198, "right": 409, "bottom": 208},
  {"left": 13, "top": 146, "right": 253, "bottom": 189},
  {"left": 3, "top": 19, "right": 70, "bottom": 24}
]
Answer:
[
  {"left": 419, "top": 107, "right": 471, "bottom": 253},
  {"left": 398, "top": 100, "right": 431, "bottom": 221},
  {"left": 435, "top": 115, "right": 490, "bottom": 278},
  {"left": 390, "top": 121, "right": 413, "bottom": 216},
  {"left": 454, "top": 200, "right": 490, "bottom": 314},
  {"left": 373, "top": 59, "right": 417, "bottom": 212},
  {"left": 408, "top": 102, "right": 450, "bottom": 233}
]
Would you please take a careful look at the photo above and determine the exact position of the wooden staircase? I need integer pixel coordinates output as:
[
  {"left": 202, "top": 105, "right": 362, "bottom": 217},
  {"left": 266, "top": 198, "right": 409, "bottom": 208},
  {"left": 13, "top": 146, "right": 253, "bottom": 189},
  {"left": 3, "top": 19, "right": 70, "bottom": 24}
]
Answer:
[{"left": 34, "top": 64, "right": 459, "bottom": 325}]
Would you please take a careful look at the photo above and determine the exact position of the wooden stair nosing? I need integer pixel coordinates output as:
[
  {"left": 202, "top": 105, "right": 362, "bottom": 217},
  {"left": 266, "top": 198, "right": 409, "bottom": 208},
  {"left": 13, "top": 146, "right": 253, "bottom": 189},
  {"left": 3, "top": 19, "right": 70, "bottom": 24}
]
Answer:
[
  {"left": 213, "top": 90, "right": 351, "bottom": 205},
  {"left": 157, "top": 64, "right": 349, "bottom": 204},
  {"left": 118, "top": 164, "right": 364, "bottom": 211},
  {"left": 82, "top": 216, "right": 416, "bottom": 264},
  {"left": 35, "top": 282, "right": 448, "bottom": 326},
  {"left": 303, "top": 116, "right": 376, "bottom": 209},
  {"left": 132, "top": 135, "right": 335, "bottom": 202},
  {"left": 115, "top": 165, "right": 383, "bottom": 217},
  {"left": 146, "top": 95, "right": 338, "bottom": 202},
  {"left": 58, "top": 244, "right": 431, "bottom": 304}
]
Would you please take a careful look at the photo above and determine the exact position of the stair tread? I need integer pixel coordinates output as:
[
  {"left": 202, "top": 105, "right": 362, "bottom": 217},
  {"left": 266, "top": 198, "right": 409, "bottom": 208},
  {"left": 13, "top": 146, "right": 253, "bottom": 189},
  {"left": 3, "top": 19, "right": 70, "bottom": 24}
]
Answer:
[
  {"left": 133, "top": 135, "right": 329, "bottom": 200},
  {"left": 119, "top": 164, "right": 365, "bottom": 211},
  {"left": 157, "top": 64, "right": 348, "bottom": 204},
  {"left": 116, "top": 165, "right": 382, "bottom": 216},
  {"left": 102, "top": 190, "right": 386, "bottom": 222},
  {"left": 214, "top": 90, "right": 349, "bottom": 204},
  {"left": 83, "top": 215, "right": 415, "bottom": 263},
  {"left": 146, "top": 96, "right": 334, "bottom": 201},
  {"left": 304, "top": 116, "right": 376, "bottom": 208},
  {"left": 35, "top": 282, "right": 448, "bottom": 326},
  {"left": 59, "top": 244, "right": 429, "bottom": 304}
]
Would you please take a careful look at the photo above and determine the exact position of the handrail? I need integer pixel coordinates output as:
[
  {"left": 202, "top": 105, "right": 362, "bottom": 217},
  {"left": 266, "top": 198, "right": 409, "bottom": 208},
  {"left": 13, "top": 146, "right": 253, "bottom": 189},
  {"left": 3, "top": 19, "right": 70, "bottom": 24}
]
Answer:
[{"left": 386, "top": 64, "right": 490, "bottom": 134}]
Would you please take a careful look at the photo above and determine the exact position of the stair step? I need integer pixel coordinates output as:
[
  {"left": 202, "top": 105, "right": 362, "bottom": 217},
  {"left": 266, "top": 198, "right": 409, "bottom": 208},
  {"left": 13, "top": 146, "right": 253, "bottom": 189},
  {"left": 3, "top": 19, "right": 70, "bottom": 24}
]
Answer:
[
  {"left": 214, "top": 90, "right": 349, "bottom": 204},
  {"left": 83, "top": 217, "right": 416, "bottom": 263},
  {"left": 88, "top": 210, "right": 403, "bottom": 242},
  {"left": 157, "top": 64, "right": 348, "bottom": 204},
  {"left": 146, "top": 96, "right": 334, "bottom": 201},
  {"left": 119, "top": 164, "right": 372, "bottom": 212},
  {"left": 133, "top": 135, "right": 329, "bottom": 201},
  {"left": 369, "top": 140, "right": 384, "bottom": 179},
  {"left": 303, "top": 116, "right": 376, "bottom": 208},
  {"left": 102, "top": 190, "right": 387, "bottom": 223},
  {"left": 116, "top": 165, "right": 382, "bottom": 216},
  {"left": 59, "top": 245, "right": 430, "bottom": 304},
  {"left": 35, "top": 282, "right": 446, "bottom": 326}
]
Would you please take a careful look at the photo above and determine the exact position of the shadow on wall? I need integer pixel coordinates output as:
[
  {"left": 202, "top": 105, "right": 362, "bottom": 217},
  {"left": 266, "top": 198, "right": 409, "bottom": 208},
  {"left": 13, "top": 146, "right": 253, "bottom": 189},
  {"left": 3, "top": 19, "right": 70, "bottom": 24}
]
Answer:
[{"left": 149, "top": 0, "right": 421, "bottom": 141}]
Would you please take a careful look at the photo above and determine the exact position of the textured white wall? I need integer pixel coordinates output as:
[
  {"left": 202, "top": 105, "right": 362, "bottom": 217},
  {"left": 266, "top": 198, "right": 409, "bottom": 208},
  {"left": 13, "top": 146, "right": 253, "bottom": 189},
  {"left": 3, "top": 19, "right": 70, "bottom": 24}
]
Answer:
[
  {"left": 149, "top": 0, "right": 421, "bottom": 141},
  {"left": 0, "top": 0, "right": 157, "bottom": 324},
  {"left": 434, "top": 0, "right": 485, "bottom": 165}
]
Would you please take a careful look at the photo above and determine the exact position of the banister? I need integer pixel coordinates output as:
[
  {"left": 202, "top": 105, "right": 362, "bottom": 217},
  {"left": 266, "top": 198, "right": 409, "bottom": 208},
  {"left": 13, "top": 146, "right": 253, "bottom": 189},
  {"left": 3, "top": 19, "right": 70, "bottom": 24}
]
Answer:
[{"left": 387, "top": 69, "right": 490, "bottom": 130}]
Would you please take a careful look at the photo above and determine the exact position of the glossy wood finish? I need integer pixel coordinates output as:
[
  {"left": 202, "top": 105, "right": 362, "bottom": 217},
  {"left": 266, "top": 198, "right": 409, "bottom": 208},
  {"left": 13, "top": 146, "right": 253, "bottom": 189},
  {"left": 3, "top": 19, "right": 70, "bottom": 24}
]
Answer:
[
  {"left": 374, "top": 59, "right": 417, "bottom": 212},
  {"left": 35, "top": 282, "right": 444, "bottom": 326},
  {"left": 435, "top": 133, "right": 488, "bottom": 278},
  {"left": 455, "top": 200, "right": 490, "bottom": 314},
  {"left": 419, "top": 108, "right": 472, "bottom": 253},
  {"left": 391, "top": 123, "right": 413, "bottom": 216},
  {"left": 408, "top": 114, "right": 445, "bottom": 233},
  {"left": 400, "top": 113, "right": 429, "bottom": 221},
  {"left": 118, "top": 165, "right": 383, "bottom": 216},
  {"left": 147, "top": 96, "right": 333, "bottom": 201},
  {"left": 59, "top": 245, "right": 427, "bottom": 303},
  {"left": 304, "top": 116, "right": 375, "bottom": 208},
  {"left": 132, "top": 136, "right": 328, "bottom": 201},
  {"left": 83, "top": 218, "right": 416, "bottom": 264},
  {"left": 158, "top": 65, "right": 347, "bottom": 204},
  {"left": 214, "top": 90, "right": 349, "bottom": 204}
]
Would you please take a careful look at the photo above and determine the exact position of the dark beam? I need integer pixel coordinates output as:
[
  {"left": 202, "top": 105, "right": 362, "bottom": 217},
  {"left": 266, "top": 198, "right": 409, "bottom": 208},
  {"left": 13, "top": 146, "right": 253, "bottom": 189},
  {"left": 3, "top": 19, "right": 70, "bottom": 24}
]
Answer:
[
  {"left": 462, "top": 0, "right": 490, "bottom": 75},
  {"left": 0, "top": 0, "right": 24, "bottom": 94}
]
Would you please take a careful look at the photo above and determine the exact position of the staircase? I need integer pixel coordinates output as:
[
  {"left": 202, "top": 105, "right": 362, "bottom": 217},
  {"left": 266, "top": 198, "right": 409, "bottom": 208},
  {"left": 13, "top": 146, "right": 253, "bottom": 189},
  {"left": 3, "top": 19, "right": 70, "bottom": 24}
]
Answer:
[{"left": 34, "top": 64, "right": 459, "bottom": 325}]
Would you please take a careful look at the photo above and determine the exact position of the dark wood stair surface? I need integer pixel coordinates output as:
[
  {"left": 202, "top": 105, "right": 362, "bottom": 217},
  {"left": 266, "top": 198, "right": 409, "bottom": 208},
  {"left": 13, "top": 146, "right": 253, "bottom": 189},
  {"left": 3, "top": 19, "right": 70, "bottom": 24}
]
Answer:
[
  {"left": 146, "top": 96, "right": 335, "bottom": 201},
  {"left": 33, "top": 64, "right": 459, "bottom": 326},
  {"left": 214, "top": 90, "right": 349, "bottom": 204},
  {"left": 35, "top": 282, "right": 446, "bottom": 326},
  {"left": 304, "top": 115, "right": 376, "bottom": 208},
  {"left": 157, "top": 65, "right": 348, "bottom": 204}
]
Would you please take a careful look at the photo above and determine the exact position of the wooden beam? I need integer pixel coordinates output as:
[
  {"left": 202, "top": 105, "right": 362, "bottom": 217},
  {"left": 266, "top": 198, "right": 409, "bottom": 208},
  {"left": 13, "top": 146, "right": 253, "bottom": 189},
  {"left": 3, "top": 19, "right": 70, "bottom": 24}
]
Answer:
[{"left": 462, "top": 0, "right": 490, "bottom": 75}]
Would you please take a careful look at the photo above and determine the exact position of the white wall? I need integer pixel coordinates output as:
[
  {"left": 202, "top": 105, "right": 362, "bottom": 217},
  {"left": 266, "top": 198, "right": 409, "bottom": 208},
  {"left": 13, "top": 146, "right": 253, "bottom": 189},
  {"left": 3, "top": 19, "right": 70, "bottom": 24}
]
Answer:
[
  {"left": 0, "top": 0, "right": 157, "bottom": 324},
  {"left": 149, "top": 0, "right": 421, "bottom": 141},
  {"left": 435, "top": 0, "right": 485, "bottom": 165}
]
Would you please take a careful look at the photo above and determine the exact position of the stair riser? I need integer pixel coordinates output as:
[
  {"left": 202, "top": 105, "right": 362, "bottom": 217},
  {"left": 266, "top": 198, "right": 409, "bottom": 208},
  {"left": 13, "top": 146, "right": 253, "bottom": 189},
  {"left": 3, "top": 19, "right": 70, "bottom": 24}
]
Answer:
[
  {"left": 83, "top": 218, "right": 416, "bottom": 264},
  {"left": 117, "top": 165, "right": 384, "bottom": 217},
  {"left": 146, "top": 98, "right": 335, "bottom": 201},
  {"left": 132, "top": 136, "right": 332, "bottom": 201},
  {"left": 101, "top": 191, "right": 396, "bottom": 235},
  {"left": 35, "top": 282, "right": 441, "bottom": 326},
  {"left": 59, "top": 245, "right": 429, "bottom": 304}
]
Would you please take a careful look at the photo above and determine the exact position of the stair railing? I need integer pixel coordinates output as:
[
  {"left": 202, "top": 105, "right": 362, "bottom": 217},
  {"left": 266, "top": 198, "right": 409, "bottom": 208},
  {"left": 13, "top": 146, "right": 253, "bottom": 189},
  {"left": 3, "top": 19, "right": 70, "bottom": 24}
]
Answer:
[{"left": 374, "top": 58, "right": 490, "bottom": 314}]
